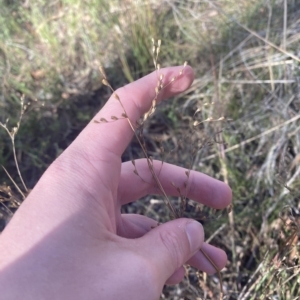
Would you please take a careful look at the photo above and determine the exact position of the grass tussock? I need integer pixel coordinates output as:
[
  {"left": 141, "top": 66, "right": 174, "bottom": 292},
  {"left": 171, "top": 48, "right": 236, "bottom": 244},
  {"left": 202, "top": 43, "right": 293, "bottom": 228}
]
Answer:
[{"left": 1, "top": 0, "right": 300, "bottom": 299}]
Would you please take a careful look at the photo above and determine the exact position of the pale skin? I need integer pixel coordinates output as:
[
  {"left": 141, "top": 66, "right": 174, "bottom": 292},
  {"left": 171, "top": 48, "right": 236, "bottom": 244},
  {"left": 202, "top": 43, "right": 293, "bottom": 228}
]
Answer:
[{"left": 0, "top": 66, "right": 232, "bottom": 300}]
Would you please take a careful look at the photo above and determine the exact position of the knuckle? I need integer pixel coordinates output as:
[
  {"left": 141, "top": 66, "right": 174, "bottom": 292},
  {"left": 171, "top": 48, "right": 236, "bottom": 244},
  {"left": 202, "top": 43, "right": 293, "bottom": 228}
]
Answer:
[{"left": 159, "top": 229, "right": 185, "bottom": 268}]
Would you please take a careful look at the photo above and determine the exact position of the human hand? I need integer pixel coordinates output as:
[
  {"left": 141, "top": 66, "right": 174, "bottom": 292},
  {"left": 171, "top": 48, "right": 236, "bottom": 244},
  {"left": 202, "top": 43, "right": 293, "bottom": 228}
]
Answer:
[{"left": 0, "top": 66, "right": 232, "bottom": 300}]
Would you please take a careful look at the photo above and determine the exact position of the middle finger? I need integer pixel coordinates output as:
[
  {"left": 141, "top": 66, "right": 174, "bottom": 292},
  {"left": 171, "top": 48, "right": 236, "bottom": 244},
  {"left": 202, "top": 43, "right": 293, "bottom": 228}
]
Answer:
[{"left": 118, "top": 159, "right": 232, "bottom": 209}]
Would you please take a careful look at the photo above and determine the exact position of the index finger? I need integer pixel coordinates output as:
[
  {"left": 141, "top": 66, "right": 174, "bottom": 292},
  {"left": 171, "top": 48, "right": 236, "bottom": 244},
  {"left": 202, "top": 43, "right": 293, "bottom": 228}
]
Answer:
[{"left": 73, "top": 66, "right": 194, "bottom": 161}]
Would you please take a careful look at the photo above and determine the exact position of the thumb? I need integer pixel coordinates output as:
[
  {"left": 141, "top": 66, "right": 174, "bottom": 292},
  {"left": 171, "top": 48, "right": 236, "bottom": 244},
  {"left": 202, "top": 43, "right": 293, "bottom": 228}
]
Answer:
[{"left": 138, "top": 219, "right": 204, "bottom": 283}]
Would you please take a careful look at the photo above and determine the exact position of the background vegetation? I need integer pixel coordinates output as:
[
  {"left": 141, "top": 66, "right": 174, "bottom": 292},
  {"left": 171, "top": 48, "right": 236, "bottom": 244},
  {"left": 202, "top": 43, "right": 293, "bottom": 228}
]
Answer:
[{"left": 1, "top": 0, "right": 300, "bottom": 299}]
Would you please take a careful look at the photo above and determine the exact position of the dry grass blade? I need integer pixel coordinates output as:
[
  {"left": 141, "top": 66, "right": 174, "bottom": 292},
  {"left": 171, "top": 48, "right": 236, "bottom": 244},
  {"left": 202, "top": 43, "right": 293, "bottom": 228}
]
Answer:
[
  {"left": 205, "top": 0, "right": 300, "bottom": 63},
  {"left": 0, "top": 95, "right": 27, "bottom": 197},
  {"left": 201, "top": 114, "right": 300, "bottom": 162},
  {"left": 1, "top": 166, "right": 25, "bottom": 199}
]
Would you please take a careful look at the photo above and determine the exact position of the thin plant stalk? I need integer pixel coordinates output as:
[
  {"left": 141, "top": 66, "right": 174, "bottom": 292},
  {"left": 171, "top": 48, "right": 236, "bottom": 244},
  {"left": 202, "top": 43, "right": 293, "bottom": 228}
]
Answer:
[{"left": 0, "top": 96, "right": 28, "bottom": 198}]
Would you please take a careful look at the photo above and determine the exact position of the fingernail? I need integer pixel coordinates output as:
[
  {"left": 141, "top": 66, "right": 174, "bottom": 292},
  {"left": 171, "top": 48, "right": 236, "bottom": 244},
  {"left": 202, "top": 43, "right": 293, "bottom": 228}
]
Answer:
[{"left": 185, "top": 221, "right": 203, "bottom": 252}]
